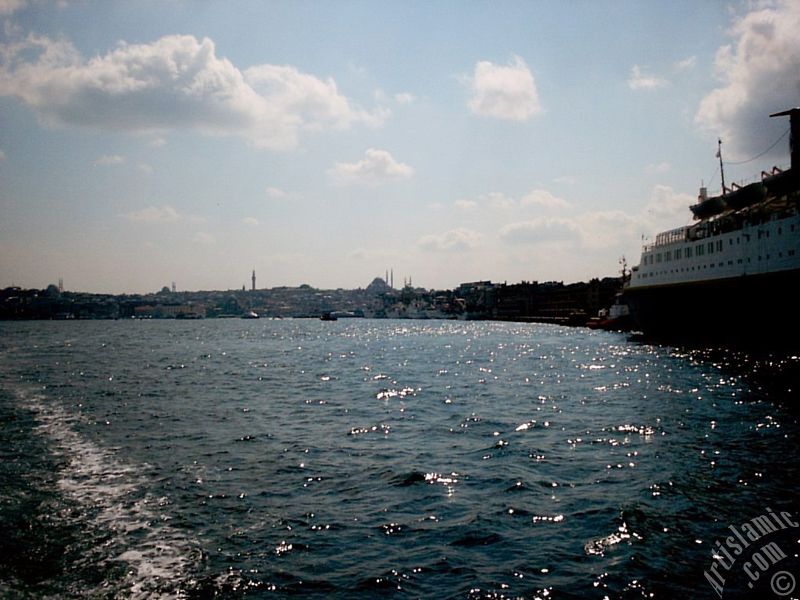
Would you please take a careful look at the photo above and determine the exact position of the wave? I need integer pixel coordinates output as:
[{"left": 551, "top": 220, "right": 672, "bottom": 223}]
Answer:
[{"left": 17, "top": 388, "right": 201, "bottom": 599}]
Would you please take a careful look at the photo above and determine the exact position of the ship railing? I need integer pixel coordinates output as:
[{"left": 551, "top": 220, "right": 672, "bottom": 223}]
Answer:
[{"left": 641, "top": 226, "right": 690, "bottom": 251}]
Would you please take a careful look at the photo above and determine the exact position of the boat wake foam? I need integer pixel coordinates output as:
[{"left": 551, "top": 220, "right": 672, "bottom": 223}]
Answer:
[{"left": 19, "top": 388, "right": 201, "bottom": 599}]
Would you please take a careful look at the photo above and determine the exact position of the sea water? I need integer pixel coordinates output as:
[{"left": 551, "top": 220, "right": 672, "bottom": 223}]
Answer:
[{"left": 1, "top": 319, "right": 798, "bottom": 599}]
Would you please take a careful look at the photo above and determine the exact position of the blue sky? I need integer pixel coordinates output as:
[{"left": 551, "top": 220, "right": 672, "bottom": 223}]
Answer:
[{"left": 1, "top": 0, "right": 798, "bottom": 293}]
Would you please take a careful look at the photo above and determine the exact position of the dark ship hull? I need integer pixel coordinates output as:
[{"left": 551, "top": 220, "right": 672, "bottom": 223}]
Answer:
[
  {"left": 623, "top": 267, "right": 800, "bottom": 346},
  {"left": 623, "top": 108, "right": 800, "bottom": 348}
]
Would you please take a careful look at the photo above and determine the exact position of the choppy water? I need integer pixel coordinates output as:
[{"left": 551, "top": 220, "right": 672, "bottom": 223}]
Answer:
[{"left": 1, "top": 319, "right": 799, "bottom": 599}]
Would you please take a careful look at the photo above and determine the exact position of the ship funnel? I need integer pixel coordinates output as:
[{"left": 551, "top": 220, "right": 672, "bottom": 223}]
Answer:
[{"left": 770, "top": 107, "right": 800, "bottom": 172}]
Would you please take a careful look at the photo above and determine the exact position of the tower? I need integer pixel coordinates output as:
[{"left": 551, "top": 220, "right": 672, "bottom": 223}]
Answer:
[
  {"left": 252, "top": 269, "right": 256, "bottom": 291},
  {"left": 390, "top": 268, "right": 393, "bottom": 289}
]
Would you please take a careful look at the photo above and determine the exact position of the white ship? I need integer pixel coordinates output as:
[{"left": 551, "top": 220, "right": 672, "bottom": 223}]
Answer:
[{"left": 623, "top": 109, "right": 800, "bottom": 344}]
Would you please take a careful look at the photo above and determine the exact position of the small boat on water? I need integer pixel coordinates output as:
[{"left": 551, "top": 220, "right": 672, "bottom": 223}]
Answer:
[
  {"left": 320, "top": 312, "right": 338, "bottom": 321},
  {"left": 587, "top": 294, "right": 633, "bottom": 331},
  {"left": 241, "top": 310, "right": 259, "bottom": 319}
]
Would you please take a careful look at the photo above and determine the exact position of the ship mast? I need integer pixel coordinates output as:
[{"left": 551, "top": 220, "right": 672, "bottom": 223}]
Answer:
[
  {"left": 717, "top": 138, "right": 726, "bottom": 195},
  {"left": 770, "top": 108, "right": 800, "bottom": 171}
]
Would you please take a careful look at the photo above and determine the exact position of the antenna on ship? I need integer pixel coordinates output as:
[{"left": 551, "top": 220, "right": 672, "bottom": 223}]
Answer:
[
  {"left": 619, "top": 256, "right": 629, "bottom": 284},
  {"left": 717, "top": 138, "right": 727, "bottom": 195}
]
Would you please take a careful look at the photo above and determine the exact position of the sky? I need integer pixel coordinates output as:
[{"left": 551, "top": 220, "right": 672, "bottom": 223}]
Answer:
[{"left": 1, "top": 0, "right": 799, "bottom": 294}]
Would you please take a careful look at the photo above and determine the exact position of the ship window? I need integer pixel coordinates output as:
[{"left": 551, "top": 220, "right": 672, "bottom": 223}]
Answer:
[
  {"left": 716, "top": 240, "right": 723, "bottom": 251},
  {"left": 719, "top": 262, "right": 724, "bottom": 267},
  {"left": 665, "top": 251, "right": 671, "bottom": 261},
  {"left": 708, "top": 242, "right": 714, "bottom": 254},
  {"left": 778, "top": 227, "right": 782, "bottom": 235},
  {"left": 737, "top": 259, "right": 743, "bottom": 264},
  {"left": 792, "top": 224, "right": 796, "bottom": 232},
  {"left": 790, "top": 250, "right": 796, "bottom": 257},
  {"left": 675, "top": 248, "right": 682, "bottom": 259},
  {"left": 697, "top": 245, "right": 704, "bottom": 256},
  {"left": 729, "top": 238, "right": 733, "bottom": 246},
  {"left": 779, "top": 252, "right": 783, "bottom": 258},
  {"left": 727, "top": 260, "right": 733, "bottom": 265},
  {"left": 766, "top": 254, "right": 770, "bottom": 259},
  {"left": 656, "top": 253, "right": 662, "bottom": 263},
  {"left": 737, "top": 237, "right": 740, "bottom": 244},
  {"left": 686, "top": 247, "right": 693, "bottom": 257}
]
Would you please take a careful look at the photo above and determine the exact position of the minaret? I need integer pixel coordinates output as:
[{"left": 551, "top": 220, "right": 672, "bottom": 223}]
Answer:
[
  {"left": 390, "top": 269, "right": 393, "bottom": 289},
  {"left": 251, "top": 269, "right": 256, "bottom": 291}
]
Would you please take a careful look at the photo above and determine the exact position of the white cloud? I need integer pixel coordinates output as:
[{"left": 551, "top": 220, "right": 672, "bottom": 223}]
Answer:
[
  {"left": 123, "top": 205, "right": 180, "bottom": 223},
  {"left": 454, "top": 199, "right": 478, "bottom": 211},
  {"left": 493, "top": 185, "right": 693, "bottom": 253},
  {"left": 347, "top": 61, "right": 367, "bottom": 77},
  {"left": 394, "top": 92, "right": 415, "bottom": 104},
  {"left": 467, "top": 55, "right": 542, "bottom": 121},
  {"left": 695, "top": 0, "right": 800, "bottom": 161},
  {"left": 553, "top": 175, "right": 577, "bottom": 185},
  {"left": 643, "top": 184, "right": 694, "bottom": 224},
  {"left": 137, "top": 163, "right": 153, "bottom": 175},
  {"left": 265, "top": 186, "right": 289, "bottom": 199},
  {"left": 418, "top": 228, "right": 485, "bottom": 252},
  {"left": 520, "top": 189, "right": 570, "bottom": 210},
  {"left": 328, "top": 148, "right": 413, "bottom": 186},
  {"left": 628, "top": 65, "right": 668, "bottom": 90},
  {"left": 499, "top": 217, "right": 580, "bottom": 244},
  {"left": 192, "top": 231, "right": 215, "bottom": 245},
  {"left": 577, "top": 210, "right": 643, "bottom": 249},
  {"left": 94, "top": 154, "right": 125, "bottom": 166},
  {"left": 487, "top": 191, "right": 515, "bottom": 209},
  {"left": 0, "top": 33, "right": 386, "bottom": 150},
  {"left": 0, "top": 0, "right": 25, "bottom": 15},
  {"left": 674, "top": 56, "right": 697, "bottom": 71},
  {"left": 242, "top": 216, "right": 259, "bottom": 226},
  {"left": 645, "top": 161, "right": 671, "bottom": 174}
]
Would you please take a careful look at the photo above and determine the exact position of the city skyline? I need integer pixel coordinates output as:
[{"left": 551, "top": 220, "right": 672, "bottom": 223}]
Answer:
[{"left": 1, "top": 0, "right": 799, "bottom": 294}]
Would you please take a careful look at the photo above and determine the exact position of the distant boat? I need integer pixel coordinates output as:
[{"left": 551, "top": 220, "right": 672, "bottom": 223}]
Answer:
[
  {"left": 241, "top": 310, "right": 259, "bottom": 319},
  {"left": 587, "top": 295, "right": 632, "bottom": 331},
  {"left": 320, "top": 312, "right": 338, "bottom": 321}
]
